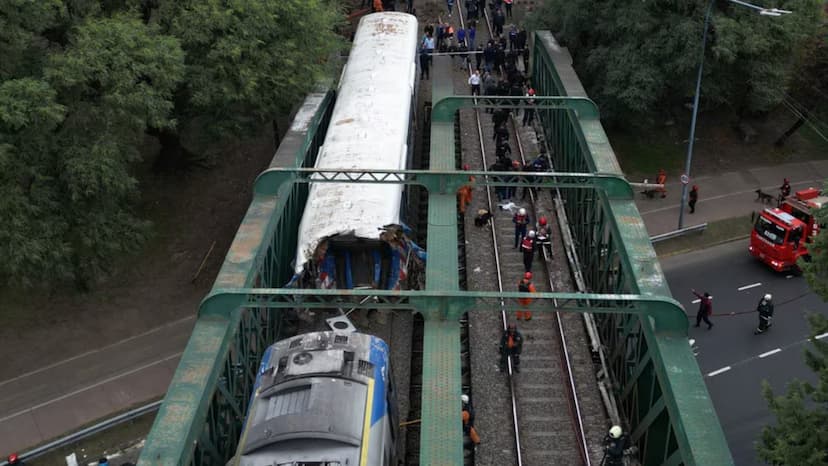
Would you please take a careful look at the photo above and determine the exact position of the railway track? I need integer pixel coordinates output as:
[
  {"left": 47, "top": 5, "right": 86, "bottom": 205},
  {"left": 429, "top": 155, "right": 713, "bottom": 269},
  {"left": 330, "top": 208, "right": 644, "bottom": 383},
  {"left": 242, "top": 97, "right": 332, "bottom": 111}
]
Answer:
[{"left": 450, "top": 2, "right": 592, "bottom": 464}]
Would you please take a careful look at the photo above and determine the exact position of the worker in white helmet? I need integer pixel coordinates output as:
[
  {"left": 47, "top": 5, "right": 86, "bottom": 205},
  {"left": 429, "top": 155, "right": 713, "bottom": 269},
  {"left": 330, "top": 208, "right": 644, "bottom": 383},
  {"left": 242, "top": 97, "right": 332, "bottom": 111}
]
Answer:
[
  {"left": 520, "top": 230, "right": 536, "bottom": 272},
  {"left": 754, "top": 293, "right": 774, "bottom": 334},
  {"left": 603, "top": 425, "right": 630, "bottom": 466},
  {"left": 512, "top": 207, "right": 530, "bottom": 248}
]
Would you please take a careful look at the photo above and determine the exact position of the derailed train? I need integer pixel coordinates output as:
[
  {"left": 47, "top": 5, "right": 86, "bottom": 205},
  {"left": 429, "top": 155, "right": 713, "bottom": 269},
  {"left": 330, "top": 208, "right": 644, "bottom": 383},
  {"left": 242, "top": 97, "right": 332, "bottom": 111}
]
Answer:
[
  {"left": 288, "top": 11, "right": 425, "bottom": 292},
  {"left": 230, "top": 12, "right": 422, "bottom": 466},
  {"left": 232, "top": 332, "right": 398, "bottom": 466}
]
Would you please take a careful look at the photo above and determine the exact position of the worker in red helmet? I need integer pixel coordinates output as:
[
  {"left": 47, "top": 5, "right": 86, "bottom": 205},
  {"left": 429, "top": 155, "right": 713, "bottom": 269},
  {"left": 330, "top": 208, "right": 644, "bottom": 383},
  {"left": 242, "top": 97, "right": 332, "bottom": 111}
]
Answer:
[
  {"left": 457, "top": 164, "right": 475, "bottom": 215},
  {"left": 8, "top": 453, "right": 24, "bottom": 465},
  {"left": 516, "top": 271, "right": 536, "bottom": 321},
  {"left": 535, "top": 216, "right": 551, "bottom": 257},
  {"left": 499, "top": 322, "right": 524, "bottom": 372}
]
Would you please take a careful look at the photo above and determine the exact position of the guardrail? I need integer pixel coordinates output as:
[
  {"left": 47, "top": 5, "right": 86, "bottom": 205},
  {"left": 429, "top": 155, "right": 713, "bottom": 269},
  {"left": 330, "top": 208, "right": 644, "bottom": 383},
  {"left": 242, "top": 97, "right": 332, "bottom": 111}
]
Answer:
[
  {"left": 649, "top": 223, "right": 709, "bottom": 243},
  {"left": 0, "top": 400, "right": 162, "bottom": 466}
]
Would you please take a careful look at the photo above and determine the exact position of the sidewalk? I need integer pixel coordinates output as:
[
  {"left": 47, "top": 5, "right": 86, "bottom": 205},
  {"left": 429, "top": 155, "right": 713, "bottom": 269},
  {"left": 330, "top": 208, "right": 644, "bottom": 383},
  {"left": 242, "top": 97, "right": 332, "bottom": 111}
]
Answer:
[
  {"left": 0, "top": 316, "right": 194, "bottom": 457},
  {"left": 636, "top": 160, "right": 828, "bottom": 237}
]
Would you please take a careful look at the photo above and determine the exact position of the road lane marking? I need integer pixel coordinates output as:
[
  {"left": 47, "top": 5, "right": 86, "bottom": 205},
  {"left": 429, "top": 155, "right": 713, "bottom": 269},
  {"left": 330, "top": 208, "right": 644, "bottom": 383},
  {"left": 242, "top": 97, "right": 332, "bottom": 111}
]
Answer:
[
  {"left": 759, "top": 348, "right": 782, "bottom": 358},
  {"left": 0, "top": 352, "right": 182, "bottom": 423},
  {"left": 0, "top": 315, "right": 195, "bottom": 388},
  {"left": 708, "top": 366, "right": 731, "bottom": 377},
  {"left": 737, "top": 282, "right": 762, "bottom": 291},
  {"left": 816, "top": 332, "right": 828, "bottom": 340}
]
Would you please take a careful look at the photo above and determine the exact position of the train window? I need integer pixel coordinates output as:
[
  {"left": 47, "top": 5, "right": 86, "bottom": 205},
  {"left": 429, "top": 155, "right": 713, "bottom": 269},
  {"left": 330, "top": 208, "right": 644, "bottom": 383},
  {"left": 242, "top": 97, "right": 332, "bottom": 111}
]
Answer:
[
  {"left": 334, "top": 334, "right": 349, "bottom": 344},
  {"left": 357, "top": 360, "right": 375, "bottom": 377},
  {"left": 289, "top": 338, "right": 303, "bottom": 349},
  {"left": 276, "top": 357, "right": 288, "bottom": 374}
]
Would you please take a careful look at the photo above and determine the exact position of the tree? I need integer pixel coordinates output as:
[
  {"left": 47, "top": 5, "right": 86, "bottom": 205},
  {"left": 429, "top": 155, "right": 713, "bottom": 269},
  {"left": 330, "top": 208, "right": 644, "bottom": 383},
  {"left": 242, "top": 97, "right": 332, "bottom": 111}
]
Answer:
[
  {"left": 0, "top": 13, "right": 185, "bottom": 288},
  {"left": 759, "top": 314, "right": 828, "bottom": 465},
  {"left": 758, "top": 183, "right": 828, "bottom": 464},
  {"left": 0, "top": 0, "right": 343, "bottom": 288},
  {"left": 529, "top": 0, "right": 824, "bottom": 125},
  {"left": 145, "top": 0, "right": 343, "bottom": 169},
  {"left": 774, "top": 24, "right": 828, "bottom": 147}
]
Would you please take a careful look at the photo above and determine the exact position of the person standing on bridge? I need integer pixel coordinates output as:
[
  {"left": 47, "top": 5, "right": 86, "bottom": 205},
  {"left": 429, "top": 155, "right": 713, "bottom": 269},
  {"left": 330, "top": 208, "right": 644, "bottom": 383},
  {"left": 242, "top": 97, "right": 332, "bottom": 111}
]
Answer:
[
  {"left": 755, "top": 294, "right": 774, "bottom": 334},
  {"left": 523, "top": 87, "right": 536, "bottom": 127},
  {"left": 655, "top": 168, "right": 667, "bottom": 198},
  {"left": 517, "top": 271, "right": 536, "bottom": 321},
  {"left": 521, "top": 230, "right": 536, "bottom": 272},
  {"left": 513, "top": 208, "right": 530, "bottom": 248},
  {"left": 535, "top": 216, "right": 551, "bottom": 258},
  {"left": 499, "top": 323, "right": 524, "bottom": 372},
  {"left": 691, "top": 289, "right": 713, "bottom": 330},
  {"left": 461, "top": 394, "right": 481, "bottom": 446},
  {"left": 457, "top": 164, "right": 475, "bottom": 214},
  {"left": 468, "top": 69, "right": 481, "bottom": 96},
  {"left": 602, "top": 425, "right": 631, "bottom": 466}
]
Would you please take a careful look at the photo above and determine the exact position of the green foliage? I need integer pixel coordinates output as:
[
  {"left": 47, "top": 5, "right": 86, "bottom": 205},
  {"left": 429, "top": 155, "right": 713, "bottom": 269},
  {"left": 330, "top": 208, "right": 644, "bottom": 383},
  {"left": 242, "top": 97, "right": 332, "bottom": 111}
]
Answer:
[
  {"left": 0, "top": 0, "right": 65, "bottom": 78},
  {"left": 0, "top": 13, "right": 185, "bottom": 288},
  {"left": 154, "top": 0, "right": 344, "bottom": 137},
  {"left": 759, "top": 313, "right": 828, "bottom": 465},
  {"left": 800, "top": 182, "right": 828, "bottom": 298},
  {"left": 530, "top": 0, "right": 824, "bottom": 124},
  {"left": 0, "top": 0, "right": 343, "bottom": 289}
]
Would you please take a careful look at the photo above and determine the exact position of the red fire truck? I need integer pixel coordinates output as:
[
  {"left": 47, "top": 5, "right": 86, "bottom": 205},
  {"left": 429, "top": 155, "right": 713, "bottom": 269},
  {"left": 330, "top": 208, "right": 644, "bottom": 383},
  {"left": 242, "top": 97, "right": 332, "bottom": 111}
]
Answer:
[{"left": 749, "top": 188, "right": 827, "bottom": 272}]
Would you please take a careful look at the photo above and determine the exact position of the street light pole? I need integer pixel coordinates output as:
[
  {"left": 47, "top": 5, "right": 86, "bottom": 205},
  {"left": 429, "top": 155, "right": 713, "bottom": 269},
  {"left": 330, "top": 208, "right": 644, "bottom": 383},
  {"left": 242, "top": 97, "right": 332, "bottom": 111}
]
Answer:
[
  {"left": 677, "top": 0, "right": 791, "bottom": 230},
  {"left": 678, "top": 0, "right": 715, "bottom": 230}
]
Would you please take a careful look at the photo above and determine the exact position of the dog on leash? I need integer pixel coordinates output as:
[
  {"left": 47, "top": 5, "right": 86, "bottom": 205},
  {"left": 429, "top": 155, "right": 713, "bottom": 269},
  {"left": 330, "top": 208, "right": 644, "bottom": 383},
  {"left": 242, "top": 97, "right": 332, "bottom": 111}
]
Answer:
[
  {"left": 474, "top": 209, "right": 493, "bottom": 227},
  {"left": 755, "top": 189, "right": 774, "bottom": 204}
]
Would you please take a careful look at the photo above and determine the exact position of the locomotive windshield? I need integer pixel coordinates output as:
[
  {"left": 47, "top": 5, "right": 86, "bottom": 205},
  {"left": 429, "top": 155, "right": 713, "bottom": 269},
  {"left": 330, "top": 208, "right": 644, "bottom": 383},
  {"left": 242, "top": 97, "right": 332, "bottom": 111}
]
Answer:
[{"left": 754, "top": 216, "right": 787, "bottom": 245}]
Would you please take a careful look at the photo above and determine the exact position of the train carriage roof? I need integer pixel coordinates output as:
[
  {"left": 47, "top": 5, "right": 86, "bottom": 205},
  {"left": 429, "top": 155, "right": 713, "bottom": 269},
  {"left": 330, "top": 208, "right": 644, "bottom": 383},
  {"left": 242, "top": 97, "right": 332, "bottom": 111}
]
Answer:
[{"left": 293, "top": 12, "right": 419, "bottom": 274}]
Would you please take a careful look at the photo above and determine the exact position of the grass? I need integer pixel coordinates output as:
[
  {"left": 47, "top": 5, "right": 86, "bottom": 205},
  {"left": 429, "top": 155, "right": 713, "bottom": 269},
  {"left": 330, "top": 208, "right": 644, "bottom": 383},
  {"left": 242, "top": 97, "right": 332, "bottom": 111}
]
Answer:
[
  {"left": 654, "top": 215, "right": 754, "bottom": 258},
  {"left": 606, "top": 127, "right": 685, "bottom": 180},
  {"left": 30, "top": 406, "right": 157, "bottom": 465}
]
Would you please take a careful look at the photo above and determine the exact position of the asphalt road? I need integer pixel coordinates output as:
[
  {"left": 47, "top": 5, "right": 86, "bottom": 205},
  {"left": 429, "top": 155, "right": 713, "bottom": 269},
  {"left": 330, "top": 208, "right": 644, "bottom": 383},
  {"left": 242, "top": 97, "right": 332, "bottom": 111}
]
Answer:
[{"left": 661, "top": 240, "right": 828, "bottom": 465}]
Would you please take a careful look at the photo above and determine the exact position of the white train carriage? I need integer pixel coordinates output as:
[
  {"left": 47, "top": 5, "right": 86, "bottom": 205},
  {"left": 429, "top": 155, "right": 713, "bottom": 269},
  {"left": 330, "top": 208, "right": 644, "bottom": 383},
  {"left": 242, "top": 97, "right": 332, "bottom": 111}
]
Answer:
[
  {"left": 290, "top": 12, "right": 425, "bottom": 291},
  {"left": 232, "top": 331, "right": 398, "bottom": 466}
]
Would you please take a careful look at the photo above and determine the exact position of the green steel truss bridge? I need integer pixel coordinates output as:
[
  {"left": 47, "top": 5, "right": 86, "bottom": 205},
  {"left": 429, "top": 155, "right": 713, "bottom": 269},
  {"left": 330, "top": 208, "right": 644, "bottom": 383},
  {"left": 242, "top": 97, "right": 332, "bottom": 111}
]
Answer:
[{"left": 139, "top": 32, "right": 733, "bottom": 465}]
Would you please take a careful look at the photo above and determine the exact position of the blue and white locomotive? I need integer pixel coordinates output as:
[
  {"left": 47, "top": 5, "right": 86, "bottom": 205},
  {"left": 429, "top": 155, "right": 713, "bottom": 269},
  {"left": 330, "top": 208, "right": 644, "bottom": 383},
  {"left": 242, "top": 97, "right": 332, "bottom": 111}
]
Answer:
[{"left": 232, "top": 331, "right": 398, "bottom": 466}]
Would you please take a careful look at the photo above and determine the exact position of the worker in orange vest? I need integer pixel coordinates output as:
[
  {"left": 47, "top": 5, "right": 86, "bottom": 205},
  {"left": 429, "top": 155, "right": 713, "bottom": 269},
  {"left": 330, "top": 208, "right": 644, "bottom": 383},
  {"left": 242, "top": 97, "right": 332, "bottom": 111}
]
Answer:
[
  {"left": 655, "top": 169, "right": 667, "bottom": 198},
  {"left": 517, "top": 271, "right": 536, "bottom": 321},
  {"left": 499, "top": 323, "right": 524, "bottom": 372},
  {"left": 457, "top": 164, "right": 475, "bottom": 214}
]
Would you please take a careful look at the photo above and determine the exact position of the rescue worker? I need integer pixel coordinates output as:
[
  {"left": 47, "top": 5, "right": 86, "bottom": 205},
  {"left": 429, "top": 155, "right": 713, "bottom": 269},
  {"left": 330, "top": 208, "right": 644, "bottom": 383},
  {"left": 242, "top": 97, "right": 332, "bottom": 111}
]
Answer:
[
  {"left": 523, "top": 88, "right": 536, "bottom": 127},
  {"left": 780, "top": 178, "right": 791, "bottom": 198},
  {"left": 461, "top": 394, "right": 480, "bottom": 446},
  {"left": 517, "top": 271, "right": 536, "bottom": 321},
  {"left": 755, "top": 294, "right": 774, "bottom": 334},
  {"left": 513, "top": 207, "right": 530, "bottom": 248},
  {"left": 521, "top": 230, "right": 536, "bottom": 272},
  {"left": 688, "top": 185, "right": 699, "bottom": 214},
  {"left": 656, "top": 168, "right": 667, "bottom": 198},
  {"left": 691, "top": 289, "right": 713, "bottom": 329},
  {"left": 535, "top": 216, "right": 551, "bottom": 258},
  {"left": 7, "top": 453, "right": 24, "bottom": 465},
  {"left": 499, "top": 323, "right": 523, "bottom": 372},
  {"left": 457, "top": 164, "right": 475, "bottom": 214},
  {"left": 419, "top": 49, "right": 431, "bottom": 80},
  {"left": 602, "top": 425, "right": 631, "bottom": 466}
]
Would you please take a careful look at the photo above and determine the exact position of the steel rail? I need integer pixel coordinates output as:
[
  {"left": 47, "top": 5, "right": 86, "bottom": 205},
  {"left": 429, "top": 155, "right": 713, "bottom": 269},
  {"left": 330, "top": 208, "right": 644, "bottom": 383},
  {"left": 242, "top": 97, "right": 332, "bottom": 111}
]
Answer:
[
  {"left": 450, "top": 4, "right": 525, "bottom": 465},
  {"left": 509, "top": 82, "right": 591, "bottom": 466},
  {"left": 477, "top": 4, "right": 590, "bottom": 462}
]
